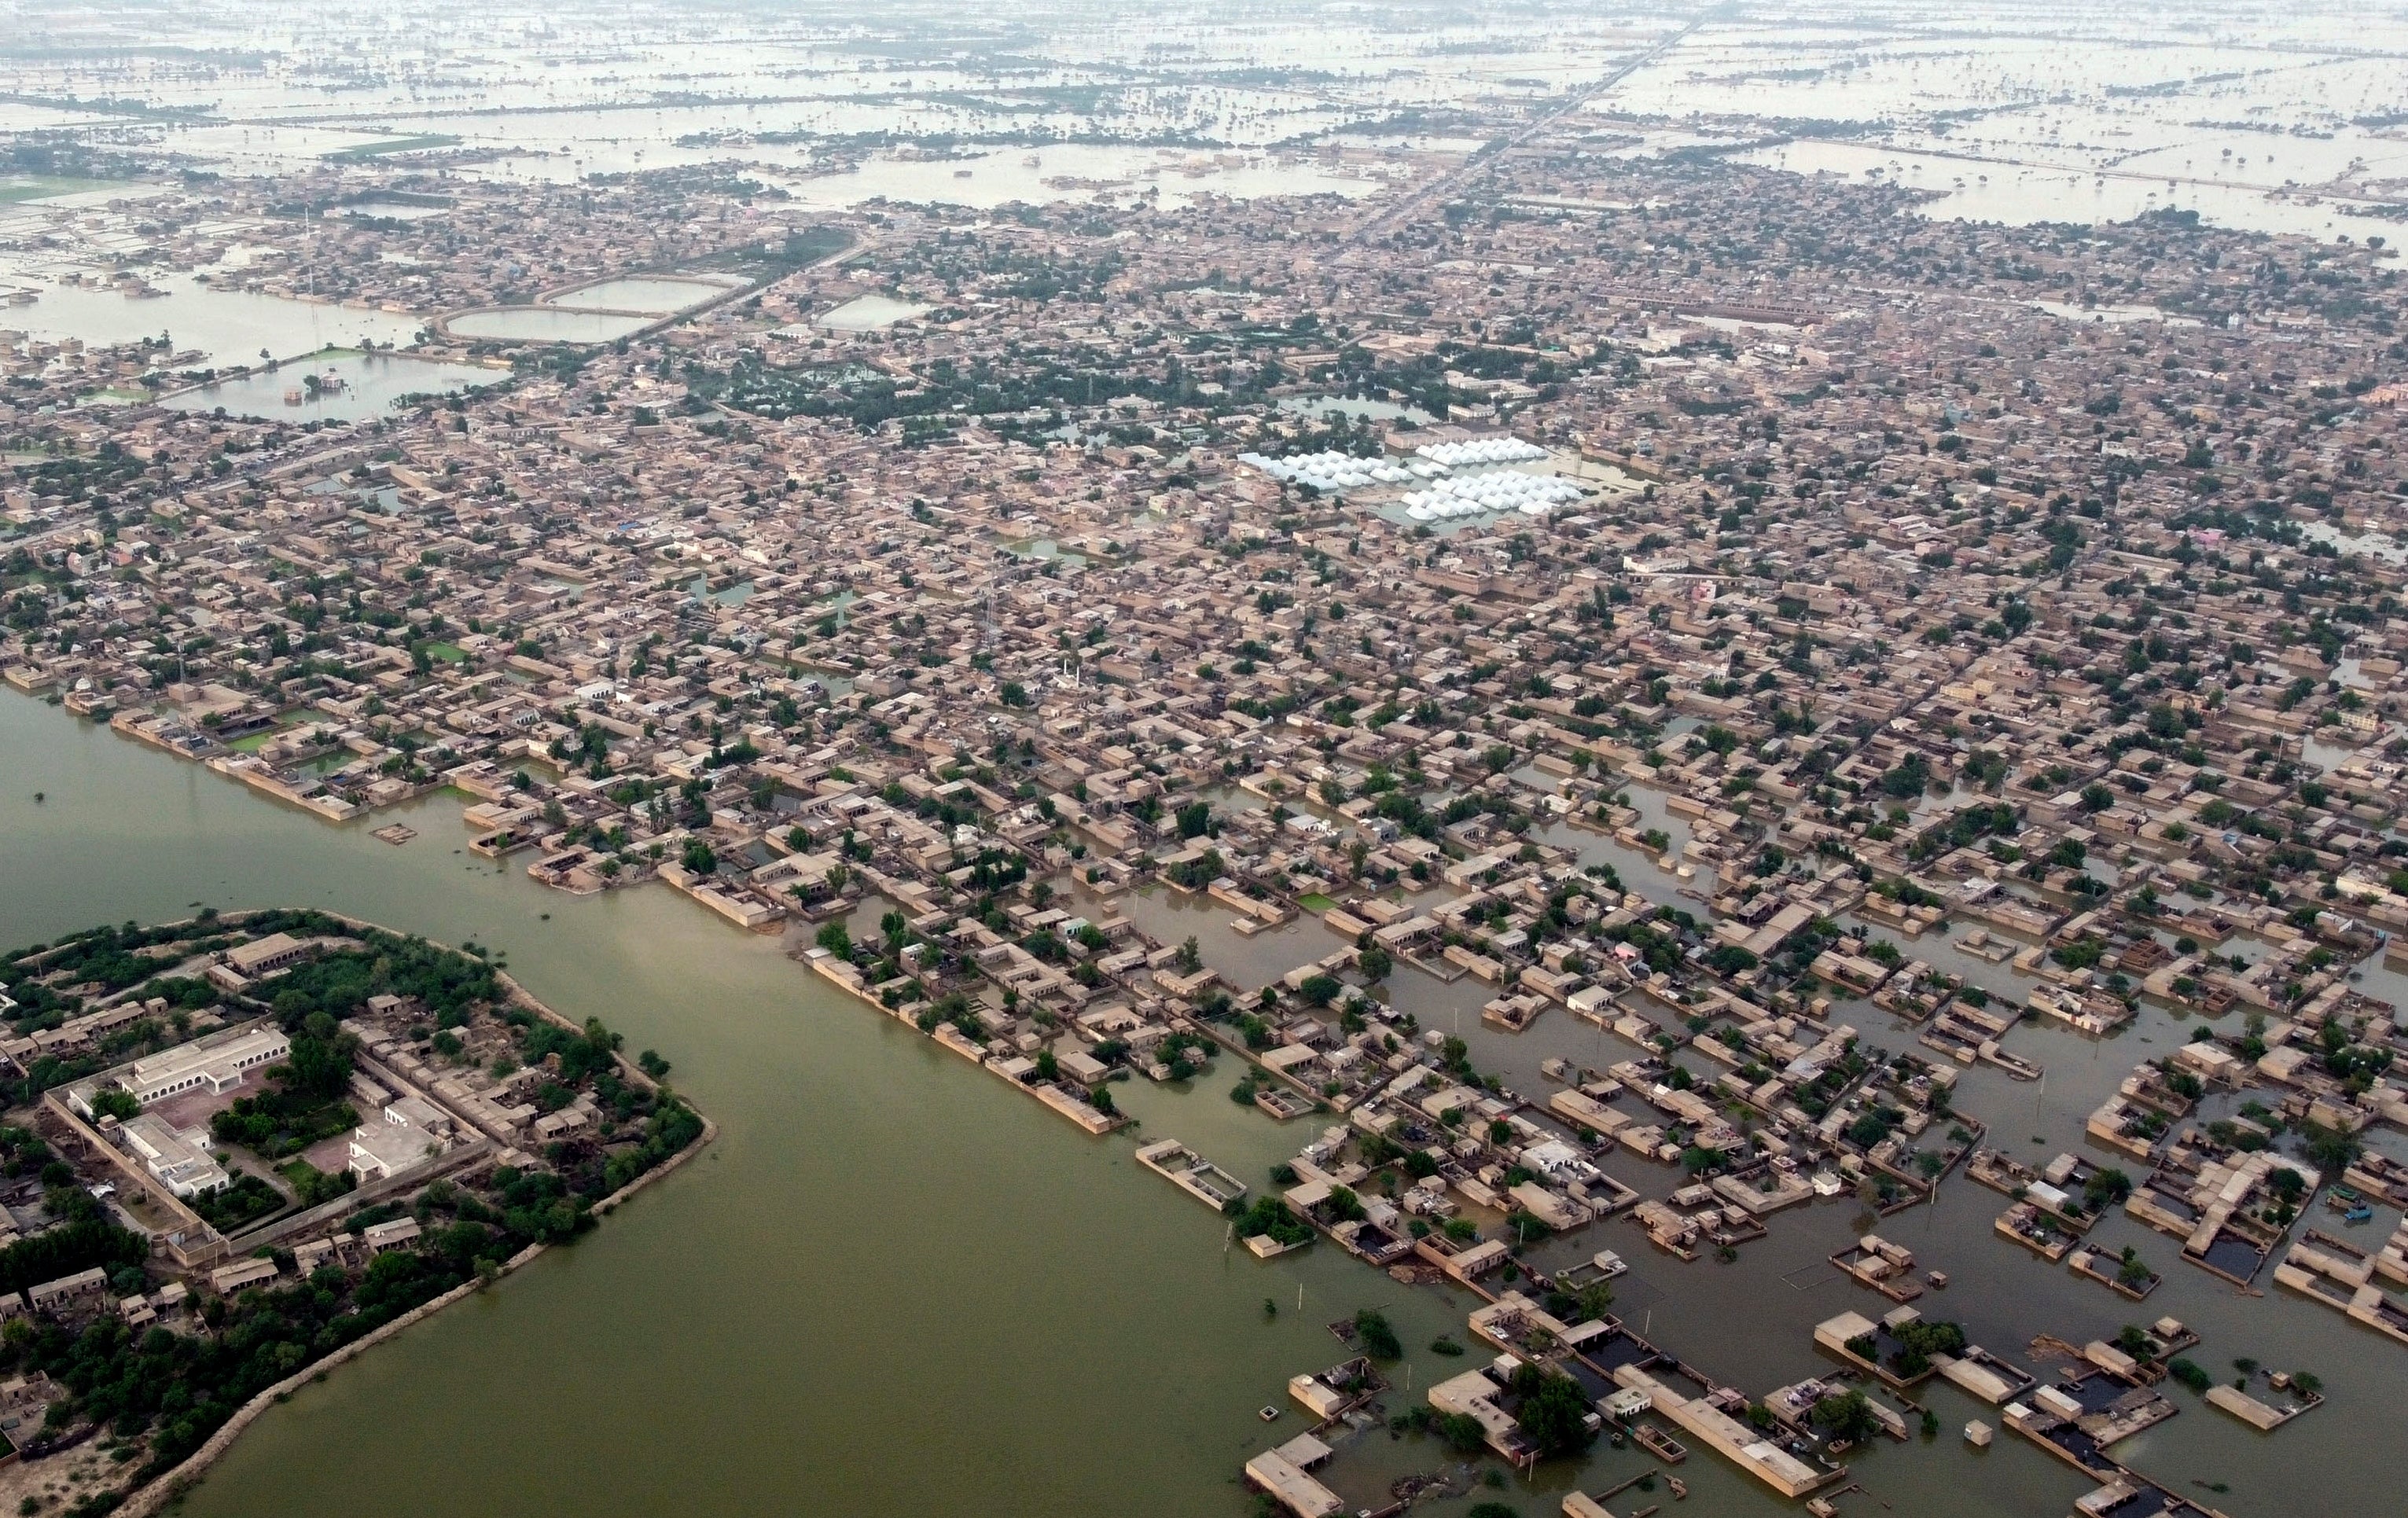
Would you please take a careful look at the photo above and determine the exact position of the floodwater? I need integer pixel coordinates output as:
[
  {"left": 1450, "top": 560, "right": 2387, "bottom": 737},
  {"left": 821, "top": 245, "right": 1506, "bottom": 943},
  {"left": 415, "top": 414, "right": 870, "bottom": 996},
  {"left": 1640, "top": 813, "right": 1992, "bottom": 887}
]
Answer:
[
  {"left": 159, "top": 351, "right": 505, "bottom": 421},
  {"left": 0, "top": 689, "right": 1447, "bottom": 1518},
  {"left": 2303, "top": 521, "right": 2408, "bottom": 565},
  {"left": 542, "top": 276, "right": 740, "bottom": 315},
  {"left": 775, "top": 144, "right": 1380, "bottom": 212},
  {"left": 815, "top": 294, "right": 929, "bottom": 331},
  {"left": 1734, "top": 139, "right": 2390, "bottom": 242},
  {"left": 3, "top": 688, "right": 2402, "bottom": 1518},
  {"left": 1278, "top": 395, "right": 1437, "bottom": 425},
  {"left": 0, "top": 268, "right": 428, "bottom": 369},
  {"left": 446, "top": 307, "right": 653, "bottom": 344}
]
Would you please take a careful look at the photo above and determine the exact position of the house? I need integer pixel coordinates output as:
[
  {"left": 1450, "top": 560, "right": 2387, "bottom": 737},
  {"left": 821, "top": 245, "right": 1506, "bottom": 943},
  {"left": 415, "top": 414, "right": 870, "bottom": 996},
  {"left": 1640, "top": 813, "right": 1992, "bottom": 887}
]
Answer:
[
  {"left": 25, "top": 1268, "right": 110, "bottom": 1315},
  {"left": 347, "top": 1101, "right": 451, "bottom": 1182},
  {"left": 1244, "top": 1435, "right": 1342, "bottom": 1518},
  {"left": 225, "top": 932, "right": 311, "bottom": 978},
  {"left": 208, "top": 1256, "right": 281, "bottom": 1295},
  {"left": 118, "top": 1112, "right": 231, "bottom": 1197},
  {"left": 99, "top": 1026, "right": 292, "bottom": 1109},
  {"left": 362, "top": 1217, "right": 422, "bottom": 1254},
  {"left": 1427, "top": 1362, "right": 1542, "bottom": 1467}
]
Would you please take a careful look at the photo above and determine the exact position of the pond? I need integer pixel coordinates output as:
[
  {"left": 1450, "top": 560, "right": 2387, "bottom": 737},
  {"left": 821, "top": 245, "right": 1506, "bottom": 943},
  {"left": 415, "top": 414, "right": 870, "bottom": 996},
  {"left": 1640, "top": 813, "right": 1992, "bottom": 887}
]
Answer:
[
  {"left": 160, "top": 351, "right": 505, "bottom": 422},
  {"left": 447, "top": 307, "right": 652, "bottom": 344},
  {"left": 815, "top": 294, "right": 929, "bottom": 331},
  {"left": 543, "top": 276, "right": 741, "bottom": 315},
  {"left": 1277, "top": 394, "right": 1436, "bottom": 425}
]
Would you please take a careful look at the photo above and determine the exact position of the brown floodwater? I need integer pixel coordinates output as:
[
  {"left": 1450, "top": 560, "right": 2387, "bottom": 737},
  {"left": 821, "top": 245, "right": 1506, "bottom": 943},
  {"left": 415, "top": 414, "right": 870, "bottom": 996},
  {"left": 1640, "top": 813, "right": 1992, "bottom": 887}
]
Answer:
[{"left": 0, "top": 691, "right": 2394, "bottom": 1518}]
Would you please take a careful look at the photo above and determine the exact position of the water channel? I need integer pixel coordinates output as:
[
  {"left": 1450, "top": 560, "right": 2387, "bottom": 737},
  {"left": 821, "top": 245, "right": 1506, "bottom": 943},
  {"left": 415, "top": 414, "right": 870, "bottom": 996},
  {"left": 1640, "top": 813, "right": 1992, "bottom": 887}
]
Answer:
[{"left": 0, "top": 689, "right": 2398, "bottom": 1518}]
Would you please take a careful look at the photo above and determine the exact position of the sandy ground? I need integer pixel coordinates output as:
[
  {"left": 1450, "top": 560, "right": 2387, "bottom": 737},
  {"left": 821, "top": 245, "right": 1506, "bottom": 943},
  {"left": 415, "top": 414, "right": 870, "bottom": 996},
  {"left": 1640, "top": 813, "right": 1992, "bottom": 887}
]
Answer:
[{"left": 0, "top": 1436, "right": 138, "bottom": 1514}]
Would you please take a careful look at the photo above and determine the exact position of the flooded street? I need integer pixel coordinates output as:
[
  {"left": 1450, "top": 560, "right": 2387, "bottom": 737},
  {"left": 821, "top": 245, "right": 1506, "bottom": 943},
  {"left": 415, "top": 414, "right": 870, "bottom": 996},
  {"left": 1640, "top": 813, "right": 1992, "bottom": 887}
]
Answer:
[{"left": 6, "top": 689, "right": 2402, "bottom": 1517}]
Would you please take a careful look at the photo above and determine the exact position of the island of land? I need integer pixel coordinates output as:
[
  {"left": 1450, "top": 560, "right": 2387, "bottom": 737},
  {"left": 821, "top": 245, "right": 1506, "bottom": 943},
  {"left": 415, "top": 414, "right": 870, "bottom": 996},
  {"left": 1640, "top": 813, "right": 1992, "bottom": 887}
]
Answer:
[{"left": 0, "top": 910, "right": 710, "bottom": 1516}]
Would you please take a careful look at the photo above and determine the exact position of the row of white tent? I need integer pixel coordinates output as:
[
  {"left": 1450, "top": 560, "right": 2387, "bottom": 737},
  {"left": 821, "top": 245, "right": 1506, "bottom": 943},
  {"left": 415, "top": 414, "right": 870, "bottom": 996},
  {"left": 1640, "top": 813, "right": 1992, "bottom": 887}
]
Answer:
[
  {"left": 1414, "top": 438, "right": 1550, "bottom": 468},
  {"left": 1402, "top": 472, "right": 1584, "bottom": 520},
  {"left": 1233, "top": 449, "right": 1441, "bottom": 493}
]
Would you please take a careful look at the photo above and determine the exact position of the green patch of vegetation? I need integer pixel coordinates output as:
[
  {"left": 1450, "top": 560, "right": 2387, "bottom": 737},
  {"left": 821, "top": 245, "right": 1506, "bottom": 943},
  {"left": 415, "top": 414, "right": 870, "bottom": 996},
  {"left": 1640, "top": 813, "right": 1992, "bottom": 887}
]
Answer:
[
  {"left": 279, "top": 1158, "right": 358, "bottom": 1210},
  {"left": 188, "top": 1173, "right": 285, "bottom": 1233},
  {"left": 0, "top": 1200, "right": 146, "bottom": 1300},
  {"left": 0, "top": 175, "right": 127, "bottom": 204},
  {"left": 320, "top": 134, "right": 461, "bottom": 162},
  {"left": 208, "top": 1012, "right": 362, "bottom": 1161},
  {"left": 1353, "top": 1308, "right": 1401, "bottom": 1359},
  {"left": 1508, "top": 1361, "right": 1597, "bottom": 1457},
  {"left": 1224, "top": 1195, "right": 1312, "bottom": 1247}
]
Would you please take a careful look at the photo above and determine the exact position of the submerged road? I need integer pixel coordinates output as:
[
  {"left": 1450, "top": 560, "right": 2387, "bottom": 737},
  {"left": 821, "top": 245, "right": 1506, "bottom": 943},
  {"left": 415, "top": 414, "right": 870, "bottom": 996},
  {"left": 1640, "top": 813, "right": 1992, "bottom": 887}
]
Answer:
[{"left": 1326, "top": 2, "right": 1731, "bottom": 265}]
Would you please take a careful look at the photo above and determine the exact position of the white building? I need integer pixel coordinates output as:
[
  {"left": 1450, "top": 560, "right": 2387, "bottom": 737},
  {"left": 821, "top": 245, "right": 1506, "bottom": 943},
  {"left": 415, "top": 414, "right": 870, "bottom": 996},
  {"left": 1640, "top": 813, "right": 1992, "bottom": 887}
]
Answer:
[
  {"left": 347, "top": 1101, "right": 450, "bottom": 1182},
  {"left": 117, "top": 1113, "right": 230, "bottom": 1199},
  {"left": 119, "top": 1027, "right": 291, "bottom": 1108}
]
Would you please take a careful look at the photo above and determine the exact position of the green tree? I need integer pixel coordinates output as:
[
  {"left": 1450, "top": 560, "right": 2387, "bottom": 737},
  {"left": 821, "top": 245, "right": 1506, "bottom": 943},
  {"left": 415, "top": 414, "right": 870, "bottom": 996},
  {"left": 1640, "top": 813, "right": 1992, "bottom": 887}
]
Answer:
[
  {"left": 1354, "top": 1308, "right": 1402, "bottom": 1358},
  {"left": 1509, "top": 1362, "right": 1597, "bottom": 1457},
  {"left": 1811, "top": 1388, "right": 1881, "bottom": 1445},
  {"left": 1438, "top": 1411, "right": 1487, "bottom": 1455}
]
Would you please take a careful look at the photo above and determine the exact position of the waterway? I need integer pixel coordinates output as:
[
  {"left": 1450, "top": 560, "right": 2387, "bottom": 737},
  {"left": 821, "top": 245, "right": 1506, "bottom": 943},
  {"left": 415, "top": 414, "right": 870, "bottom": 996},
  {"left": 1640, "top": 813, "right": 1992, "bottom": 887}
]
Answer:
[{"left": 0, "top": 688, "right": 2401, "bottom": 1518}]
